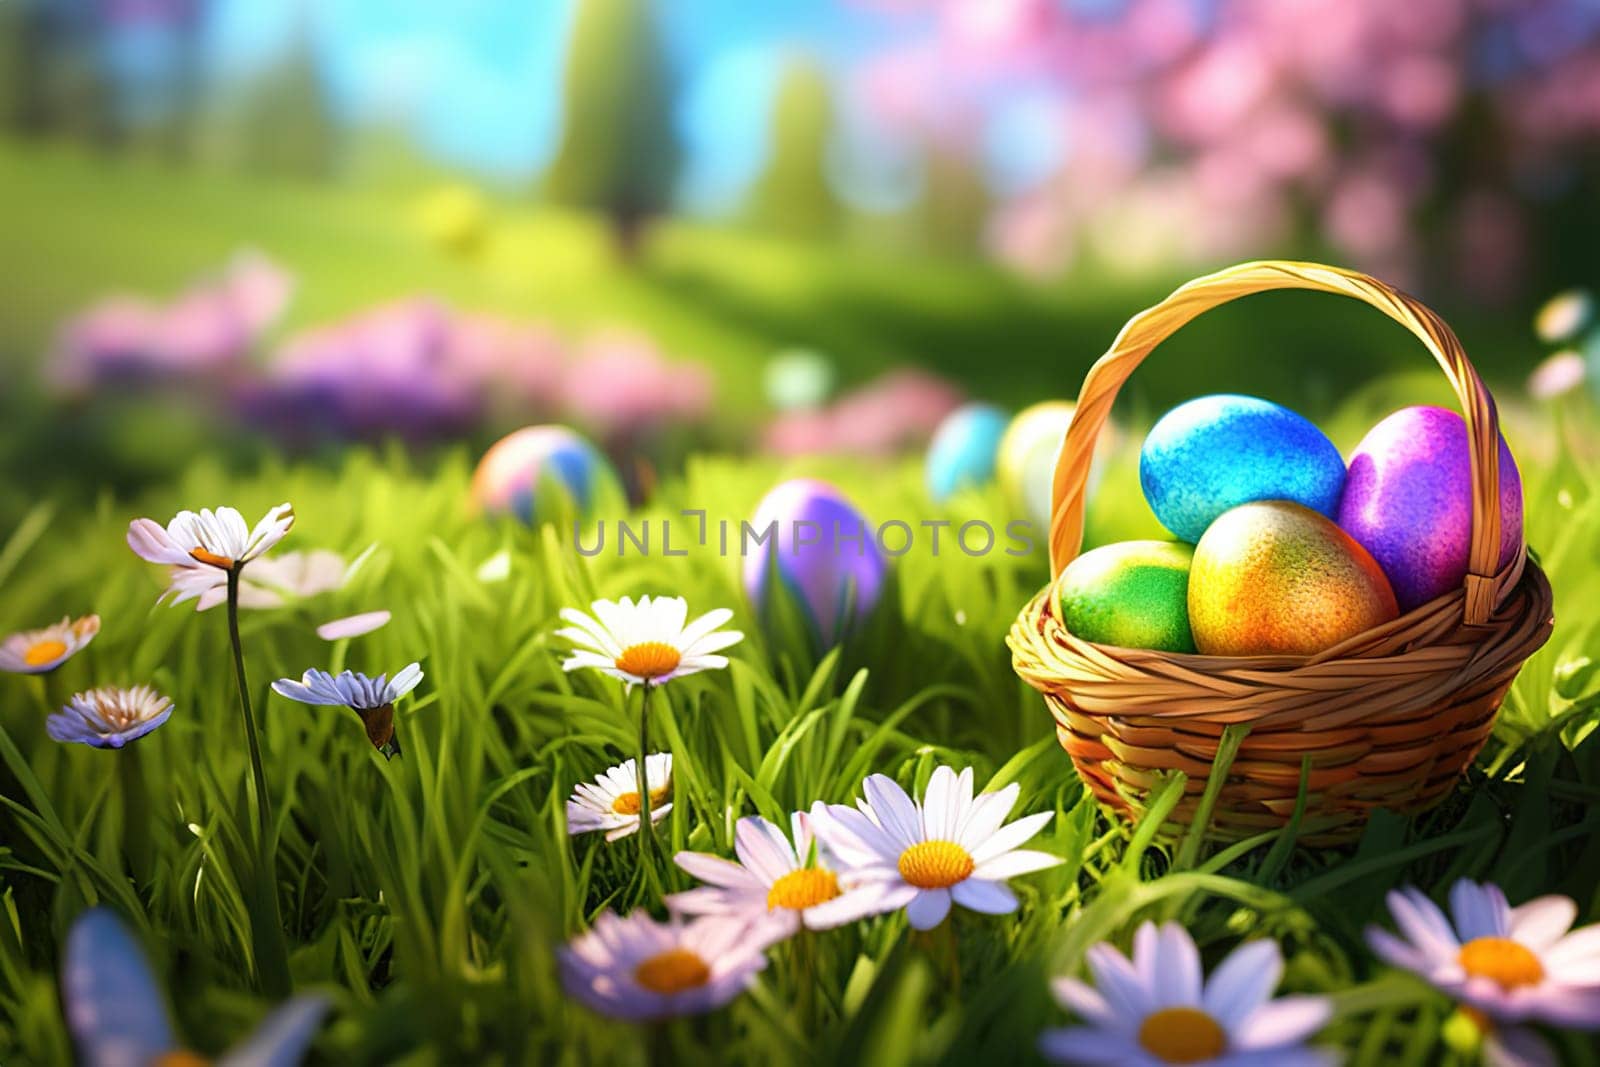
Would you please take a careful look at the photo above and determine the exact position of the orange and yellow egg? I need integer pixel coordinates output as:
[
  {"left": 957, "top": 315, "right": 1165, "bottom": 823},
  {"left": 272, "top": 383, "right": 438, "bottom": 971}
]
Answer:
[{"left": 1188, "top": 501, "right": 1399, "bottom": 657}]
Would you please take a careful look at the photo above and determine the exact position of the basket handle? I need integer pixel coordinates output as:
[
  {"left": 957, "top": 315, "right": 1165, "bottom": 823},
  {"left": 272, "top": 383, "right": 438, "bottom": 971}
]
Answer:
[{"left": 1048, "top": 260, "right": 1515, "bottom": 626}]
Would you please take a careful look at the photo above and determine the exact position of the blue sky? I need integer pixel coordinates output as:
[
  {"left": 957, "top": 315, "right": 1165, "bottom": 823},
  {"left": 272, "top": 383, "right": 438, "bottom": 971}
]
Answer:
[{"left": 201, "top": 0, "right": 937, "bottom": 211}]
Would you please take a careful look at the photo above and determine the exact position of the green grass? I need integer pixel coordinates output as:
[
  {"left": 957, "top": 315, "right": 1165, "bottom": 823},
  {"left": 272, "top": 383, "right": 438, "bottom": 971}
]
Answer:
[
  {"left": 0, "top": 395, "right": 1596, "bottom": 1065},
  {"left": 0, "top": 134, "right": 1596, "bottom": 1065}
]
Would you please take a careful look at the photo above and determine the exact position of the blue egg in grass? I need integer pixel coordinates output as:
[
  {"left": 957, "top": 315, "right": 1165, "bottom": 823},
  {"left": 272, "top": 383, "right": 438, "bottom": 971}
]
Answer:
[
  {"left": 1140, "top": 394, "right": 1346, "bottom": 543},
  {"left": 926, "top": 403, "right": 1009, "bottom": 502},
  {"left": 471, "top": 425, "right": 621, "bottom": 525},
  {"left": 742, "top": 479, "right": 888, "bottom": 649}
]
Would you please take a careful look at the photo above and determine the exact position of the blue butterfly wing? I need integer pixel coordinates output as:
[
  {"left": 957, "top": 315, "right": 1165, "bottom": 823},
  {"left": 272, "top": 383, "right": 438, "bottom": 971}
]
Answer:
[{"left": 61, "top": 909, "right": 175, "bottom": 1067}]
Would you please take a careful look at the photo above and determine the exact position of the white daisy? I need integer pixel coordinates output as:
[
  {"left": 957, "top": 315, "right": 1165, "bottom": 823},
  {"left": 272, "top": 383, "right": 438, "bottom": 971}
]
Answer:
[
  {"left": 1039, "top": 921, "right": 1335, "bottom": 1067},
  {"left": 809, "top": 765, "right": 1062, "bottom": 931},
  {"left": 271, "top": 663, "right": 423, "bottom": 759},
  {"left": 567, "top": 754, "right": 673, "bottom": 842},
  {"left": 194, "top": 547, "right": 349, "bottom": 611},
  {"left": 1534, "top": 288, "right": 1592, "bottom": 344},
  {"left": 1367, "top": 880, "right": 1600, "bottom": 1040},
  {"left": 557, "top": 595, "right": 742, "bottom": 687},
  {"left": 667, "top": 808, "right": 886, "bottom": 945},
  {"left": 127, "top": 503, "right": 294, "bottom": 605},
  {"left": 558, "top": 910, "right": 767, "bottom": 1021},
  {"left": 0, "top": 614, "right": 100, "bottom": 674},
  {"left": 47, "top": 685, "right": 174, "bottom": 749}
]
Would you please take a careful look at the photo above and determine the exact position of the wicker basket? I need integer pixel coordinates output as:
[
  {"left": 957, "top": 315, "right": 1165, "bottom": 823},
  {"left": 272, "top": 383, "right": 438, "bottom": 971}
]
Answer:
[{"left": 1007, "top": 260, "right": 1554, "bottom": 844}]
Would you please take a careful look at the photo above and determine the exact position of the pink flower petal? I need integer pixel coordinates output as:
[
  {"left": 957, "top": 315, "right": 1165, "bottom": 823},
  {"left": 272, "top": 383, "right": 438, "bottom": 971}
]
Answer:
[
  {"left": 1528, "top": 352, "right": 1585, "bottom": 400},
  {"left": 1507, "top": 896, "right": 1578, "bottom": 951},
  {"left": 316, "top": 611, "right": 391, "bottom": 641}
]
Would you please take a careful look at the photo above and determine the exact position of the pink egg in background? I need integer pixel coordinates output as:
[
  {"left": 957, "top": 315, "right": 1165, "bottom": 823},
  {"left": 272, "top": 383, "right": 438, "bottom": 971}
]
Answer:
[{"left": 1336, "top": 405, "right": 1522, "bottom": 612}]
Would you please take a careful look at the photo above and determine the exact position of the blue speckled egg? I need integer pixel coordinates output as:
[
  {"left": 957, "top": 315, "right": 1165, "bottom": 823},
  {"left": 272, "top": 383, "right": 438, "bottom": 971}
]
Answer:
[
  {"left": 926, "top": 403, "right": 1009, "bottom": 502},
  {"left": 1337, "top": 405, "right": 1522, "bottom": 611},
  {"left": 1140, "top": 395, "right": 1346, "bottom": 543},
  {"left": 743, "top": 479, "right": 888, "bottom": 648},
  {"left": 471, "top": 425, "right": 620, "bottom": 525}
]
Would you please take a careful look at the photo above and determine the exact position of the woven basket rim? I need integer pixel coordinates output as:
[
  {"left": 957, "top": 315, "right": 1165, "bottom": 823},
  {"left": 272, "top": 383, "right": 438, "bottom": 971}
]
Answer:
[
  {"left": 1010, "top": 554, "right": 1552, "bottom": 688},
  {"left": 1021, "top": 550, "right": 1539, "bottom": 674}
]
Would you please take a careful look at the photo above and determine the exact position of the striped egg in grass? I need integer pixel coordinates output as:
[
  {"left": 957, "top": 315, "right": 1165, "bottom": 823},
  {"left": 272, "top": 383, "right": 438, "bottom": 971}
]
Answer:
[
  {"left": 997, "top": 400, "right": 1117, "bottom": 532},
  {"left": 470, "top": 424, "right": 622, "bottom": 526},
  {"left": 743, "top": 479, "right": 887, "bottom": 651}
]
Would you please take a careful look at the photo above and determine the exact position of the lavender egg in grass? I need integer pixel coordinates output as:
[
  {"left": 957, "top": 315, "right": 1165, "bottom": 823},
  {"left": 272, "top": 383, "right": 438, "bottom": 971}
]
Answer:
[
  {"left": 743, "top": 479, "right": 887, "bottom": 648},
  {"left": 1337, "top": 406, "right": 1522, "bottom": 612}
]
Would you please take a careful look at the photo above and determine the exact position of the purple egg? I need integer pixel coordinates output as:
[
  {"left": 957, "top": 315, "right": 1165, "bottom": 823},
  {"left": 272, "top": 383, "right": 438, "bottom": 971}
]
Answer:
[
  {"left": 1337, "top": 406, "right": 1522, "bottom": 611},
  {"left": 743, "top": 479, "right": 888, "bottom": 648}
]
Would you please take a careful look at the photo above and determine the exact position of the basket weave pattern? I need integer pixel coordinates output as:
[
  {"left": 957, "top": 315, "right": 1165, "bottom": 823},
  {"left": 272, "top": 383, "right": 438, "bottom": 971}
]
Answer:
[{"left": 1007, "top": 261, "right": 1554, "bottom": 843}]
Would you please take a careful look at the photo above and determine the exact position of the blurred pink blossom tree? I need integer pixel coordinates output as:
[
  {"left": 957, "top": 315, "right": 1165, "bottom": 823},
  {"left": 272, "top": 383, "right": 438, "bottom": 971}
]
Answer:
[{"left": 853, "top": 0, "right": 1600, "bottom": 297}]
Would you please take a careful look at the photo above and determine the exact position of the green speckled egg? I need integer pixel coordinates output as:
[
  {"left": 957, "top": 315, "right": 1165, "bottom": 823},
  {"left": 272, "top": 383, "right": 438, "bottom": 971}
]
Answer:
[{"left": 1057, "top": 540, "right": 1196, "bottom": 652}]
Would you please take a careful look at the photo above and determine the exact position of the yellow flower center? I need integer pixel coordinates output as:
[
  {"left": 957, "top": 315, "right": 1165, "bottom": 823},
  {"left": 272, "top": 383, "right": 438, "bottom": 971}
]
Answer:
[
  {"left": 153, "top": 1053, "right": 212, "bottom": 1067},
  {"left": 1459, "top": 937, "right": 1544, "bottom": 990},
  {"left": 767, "top": 868, "right": 841, "bottom": 911},
  {"left": 610, "top": 785, "right": 670, "bottom": 815},
  {"left": 633, "top": 947, "right": 712, "bottom": 995},
  {"left": 897, "top": 840, "right": 974, "bottom": 889},
  {"left": 1137, "top": 1006, "right": 1227, "bottom": 1064},
  {"left": 101, "top": 695, "right": 150, "bottom": 729},
  {"left": 24, "top": 640, "right": 68, "bottom": 667},
  {"left": 614, "top": 642, "right": 682, "bottom": 680},
  {"left": 189, "top": 547, "right": 236, "bottom": 569}
]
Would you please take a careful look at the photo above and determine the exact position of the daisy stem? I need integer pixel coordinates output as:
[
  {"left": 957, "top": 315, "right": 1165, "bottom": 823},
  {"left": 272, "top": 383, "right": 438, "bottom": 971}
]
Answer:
[
  {"left": 118, "top": 744, "right": 152, "bottom": 882},
  {"left": 943, "top": 915, "right": 961, "bottom": 989},
  {"left": 226, "top": 567, "right": 274, "bottom": 841},
  {"left": 635, "top": 683, "right": 662, "bottom": 887},
  {"left": 647, "top": 1020, "right": 670, "bottom": 1067},
  {"left": 792, "top": 927, "right": 818, "bottom": 1028},
  {"left": 22, "top": 676, "right": 51, "bottom": 747},
  {"left": 226, "top": 566, "right": 292, "bottom": 997},
  {"left": 914, "top": 919, "right": 960, "bottom": 990},
  {"left": 39, "top": 669, "right": 67, "bottom": 715}
]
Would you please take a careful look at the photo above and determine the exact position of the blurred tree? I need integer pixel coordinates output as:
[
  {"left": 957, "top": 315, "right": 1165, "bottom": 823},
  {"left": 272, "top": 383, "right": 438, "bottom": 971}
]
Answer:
[
  {"left": 544, "top": 0, "right": 679, "bottom": 257},
  {"left": 748, "top": 57, "right": 842, "bottom": 239},
  {"left": 0, "top": 0, "right": 114, "bottom": 145},
  {"left": 151, "top": 1, "right": 208, "bottom": 164},
  {"left": 343, "top": 124, "right": 441, "bottom": 189},
  {"left": 916, "top": 146, "right": 989, "bottom": 256},
  {"left": 230, "top": 21, "right": 339, "bottom": 179},
  {"left": 0, "top": 0, "right": 39, "bottom": 131},
  {"left": 103, "top": 0, "right": 211, "bottom": 163}
]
